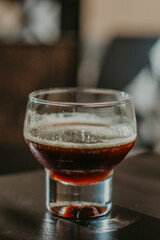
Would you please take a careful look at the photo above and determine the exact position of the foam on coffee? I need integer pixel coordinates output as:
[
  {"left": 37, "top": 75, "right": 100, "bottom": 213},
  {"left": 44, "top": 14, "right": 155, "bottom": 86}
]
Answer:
[{"left": 24, "top": 112, "right": 136, "bottom": 149}]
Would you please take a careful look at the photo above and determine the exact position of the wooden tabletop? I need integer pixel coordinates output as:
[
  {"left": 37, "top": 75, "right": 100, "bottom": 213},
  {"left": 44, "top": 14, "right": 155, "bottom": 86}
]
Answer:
[{"left": 0, "top": 150, "right": 160, "bottom": 239}]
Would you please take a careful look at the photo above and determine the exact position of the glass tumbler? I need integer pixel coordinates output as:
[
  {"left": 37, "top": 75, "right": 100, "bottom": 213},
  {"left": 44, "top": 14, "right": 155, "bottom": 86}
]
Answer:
[{"left": 23, "top": 88, "right": 136, "bottom": 218}]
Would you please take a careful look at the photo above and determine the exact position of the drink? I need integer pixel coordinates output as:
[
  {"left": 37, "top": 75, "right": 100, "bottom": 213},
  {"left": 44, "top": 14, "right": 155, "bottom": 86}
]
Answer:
[
  {"left": 24, "top": 88, "right": 137, "bottom": 218},
  {"left": 26, "top": 138, "right": 135, "bottom": 184},
  {"left": 24, "top": 113, "right": 136, "bottom": 184}
]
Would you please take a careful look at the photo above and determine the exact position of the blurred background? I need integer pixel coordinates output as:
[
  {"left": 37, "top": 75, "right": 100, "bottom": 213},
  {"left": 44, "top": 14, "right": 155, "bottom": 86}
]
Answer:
[{"left": 1, "top": 0, "right": 160, "bottom": 174}]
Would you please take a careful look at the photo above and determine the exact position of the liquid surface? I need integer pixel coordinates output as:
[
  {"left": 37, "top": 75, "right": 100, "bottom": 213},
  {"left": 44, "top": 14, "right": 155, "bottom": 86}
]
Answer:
[{"left": 24, "top": 113, "right": 136, "bottom": 184}]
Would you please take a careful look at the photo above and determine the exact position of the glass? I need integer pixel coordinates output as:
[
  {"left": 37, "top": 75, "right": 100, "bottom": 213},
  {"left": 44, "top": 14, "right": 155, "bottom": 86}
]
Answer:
[{"left": 23, "top": 88, "right": 137, "bottom": 219}]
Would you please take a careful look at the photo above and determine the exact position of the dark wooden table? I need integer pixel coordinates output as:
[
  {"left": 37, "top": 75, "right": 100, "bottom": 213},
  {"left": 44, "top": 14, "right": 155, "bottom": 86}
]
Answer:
[{"left": 0, "top": 150, "right": 160, "bottom": 239}]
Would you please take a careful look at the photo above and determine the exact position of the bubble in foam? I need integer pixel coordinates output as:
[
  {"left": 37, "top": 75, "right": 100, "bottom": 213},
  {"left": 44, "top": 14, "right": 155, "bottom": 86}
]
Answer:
[{"left": 24, "top": 112, "right": 136, "bottom": 149}]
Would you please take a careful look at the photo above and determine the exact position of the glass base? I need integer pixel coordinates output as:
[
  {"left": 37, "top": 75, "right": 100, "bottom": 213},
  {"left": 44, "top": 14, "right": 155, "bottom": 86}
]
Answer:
[{"left": 45, "top": 169, "right": 113, "bottom": 219}]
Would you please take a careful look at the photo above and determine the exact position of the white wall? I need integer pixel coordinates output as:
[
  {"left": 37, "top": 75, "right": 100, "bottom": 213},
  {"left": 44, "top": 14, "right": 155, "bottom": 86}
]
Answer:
[{"left": 80, "top": 0, "right": 160, "bottom": 42}]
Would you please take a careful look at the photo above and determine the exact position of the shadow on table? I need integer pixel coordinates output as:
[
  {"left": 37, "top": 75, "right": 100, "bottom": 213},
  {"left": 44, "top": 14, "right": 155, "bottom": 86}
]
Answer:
[
  {"left": 0, "top": 204, "right": 42, "bottom": 240},
  {"left": 0, "top": 200, "right": 160, "bottom": 240},
  {"left": 39, "top": 206, "right": 160, "bottom": 240}
]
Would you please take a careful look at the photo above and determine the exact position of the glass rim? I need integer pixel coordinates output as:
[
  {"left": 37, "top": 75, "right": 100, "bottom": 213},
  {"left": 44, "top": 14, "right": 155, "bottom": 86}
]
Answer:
[{"left": 29, "top": 87, "right": 133, "bottom": 107}]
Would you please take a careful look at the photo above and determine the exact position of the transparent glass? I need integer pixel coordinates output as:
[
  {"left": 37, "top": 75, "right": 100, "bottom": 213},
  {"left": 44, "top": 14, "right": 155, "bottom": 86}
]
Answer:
[{"left": 23, "top": 88, "right": 137, "bottom": 219}]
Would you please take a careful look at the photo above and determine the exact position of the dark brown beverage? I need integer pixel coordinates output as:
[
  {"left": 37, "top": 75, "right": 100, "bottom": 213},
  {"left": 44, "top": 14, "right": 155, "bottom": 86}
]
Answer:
[
  {"left": 24, "top": 113, "right": 136, "bottom": 184},
  {"left": 25, "top": 137, "right": 135, "bottom": 184},
  {"left": 24, "top": 89, "right": 137, "bottom": 219}
]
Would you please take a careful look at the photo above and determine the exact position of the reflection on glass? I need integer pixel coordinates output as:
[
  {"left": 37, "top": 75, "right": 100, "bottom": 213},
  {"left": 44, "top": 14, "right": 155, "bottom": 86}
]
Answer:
[{"left": 39, "top": 208, "right": 138, "bottom": 240}]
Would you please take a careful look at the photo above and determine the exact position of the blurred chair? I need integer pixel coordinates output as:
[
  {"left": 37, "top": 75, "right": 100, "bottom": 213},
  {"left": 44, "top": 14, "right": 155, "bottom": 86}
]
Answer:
[
  {"left": 78, "top": 0, "right": 160, "bottom": 149},
  {"left": 0, "top": 40, "right": 78, "bottom": 174}
]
